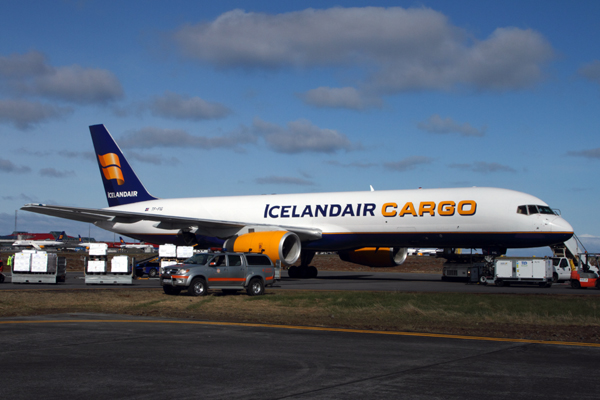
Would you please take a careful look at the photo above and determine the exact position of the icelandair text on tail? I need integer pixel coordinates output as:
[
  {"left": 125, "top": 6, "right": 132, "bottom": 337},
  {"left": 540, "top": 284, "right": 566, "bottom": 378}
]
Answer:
[{"left": 108, "top": 191, "right": 138, "bottom": 199}]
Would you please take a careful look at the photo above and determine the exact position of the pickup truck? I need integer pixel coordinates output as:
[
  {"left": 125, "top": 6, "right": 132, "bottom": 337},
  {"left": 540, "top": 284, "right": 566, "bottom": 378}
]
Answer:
[{"left": 160, "top": 252, "right": 278, "bottom": 296}]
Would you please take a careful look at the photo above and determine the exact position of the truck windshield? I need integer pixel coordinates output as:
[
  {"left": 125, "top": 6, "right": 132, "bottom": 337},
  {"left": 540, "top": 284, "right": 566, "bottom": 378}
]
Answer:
[{"left": 183, "top": 254, "right": 211, "bottom": 265}]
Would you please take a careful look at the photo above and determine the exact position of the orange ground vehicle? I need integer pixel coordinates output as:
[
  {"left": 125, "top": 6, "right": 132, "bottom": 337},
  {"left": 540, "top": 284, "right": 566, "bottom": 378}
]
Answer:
[{"left": 570, "top": 253, "right": 600, "bottom": 289}]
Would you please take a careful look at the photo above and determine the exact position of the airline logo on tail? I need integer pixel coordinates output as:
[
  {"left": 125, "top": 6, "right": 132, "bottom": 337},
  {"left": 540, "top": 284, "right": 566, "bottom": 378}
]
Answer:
[{"left": 98, "top": 153, "right": 125, "bottom": 185}]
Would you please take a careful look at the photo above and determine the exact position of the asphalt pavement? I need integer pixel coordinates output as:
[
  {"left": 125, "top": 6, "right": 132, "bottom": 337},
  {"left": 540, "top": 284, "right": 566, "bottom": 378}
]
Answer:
[{"left": 0, "top": 313, "right": 598, "bottom": 399}]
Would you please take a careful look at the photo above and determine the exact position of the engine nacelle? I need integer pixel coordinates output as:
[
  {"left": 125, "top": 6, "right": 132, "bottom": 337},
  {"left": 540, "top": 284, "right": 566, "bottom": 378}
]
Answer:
[
  {"left": 223, "top": 231, "right": 301, "bottom": 266},
  {"left": 339, "top": 247, "right": 408, "bottom": 268}
]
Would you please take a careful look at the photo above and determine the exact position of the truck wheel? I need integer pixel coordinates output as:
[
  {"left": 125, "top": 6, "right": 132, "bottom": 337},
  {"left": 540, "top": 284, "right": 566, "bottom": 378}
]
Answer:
[
  {"left": 571, "top": 280, "right": 581, "bottom": 289},
  {"left": 479, "top": 276, "right": 487, "bottom": 285},
  {"left": 495, "top": 279, "right": 504, "bottom": 287},
  {"left": 163, "top": 285, "right": 181, "bottom": 295},
  {"left": 247, "top": 278, "right": 264, "bottom": 296},
  {"left": 188, "top": 278, "right": 208, "bottom": 296},
  {"left": 0, "top": 274, "right": 4, "bottom": 283},
  {"left": 552, "top": 273, "right": 559, "bottom": 283},
  {"left": 148, "top": 268, "right": 158, "bottom": 278}
]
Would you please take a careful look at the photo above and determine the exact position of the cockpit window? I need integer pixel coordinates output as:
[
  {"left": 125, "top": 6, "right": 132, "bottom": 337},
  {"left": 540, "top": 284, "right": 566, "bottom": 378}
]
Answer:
[
  {"left": 537, "top": 206, "right": 555, "bottom": 214},
  {"left": 527, "top": 205, "right": 539, "bottom": 215},
  {"left": 517, "top": 205, "right": 557, "bottom": 216}
]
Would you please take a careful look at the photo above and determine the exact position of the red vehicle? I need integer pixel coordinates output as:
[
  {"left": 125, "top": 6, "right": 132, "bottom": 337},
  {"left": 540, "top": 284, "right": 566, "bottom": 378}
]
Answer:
[
  {"left": 570, "top": 253, "right": 600, "bottom": 289},
  {"left": 570, "top": 270, "right": 599, "bottom": 289}
]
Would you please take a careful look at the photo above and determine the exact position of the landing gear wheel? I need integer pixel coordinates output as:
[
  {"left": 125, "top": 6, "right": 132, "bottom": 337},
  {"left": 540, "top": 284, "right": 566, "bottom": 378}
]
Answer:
[
  {"left": 307, "top": 266, "right": 318, "bottom": 278},
  {"left": 163, "top": 285, "right": 181, "bottom": 295},
  {"left": 247, "top": 278, "right": 264, "bottom": 296},
  {"left": 188, "top": 278, "right": 208, "bottom": 296},
  {"left": 288, "top": 266, "right": 298, "bottom": 278}
]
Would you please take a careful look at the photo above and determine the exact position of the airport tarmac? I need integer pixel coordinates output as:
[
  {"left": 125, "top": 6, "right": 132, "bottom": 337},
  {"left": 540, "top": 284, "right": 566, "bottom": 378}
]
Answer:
[
  {"left": 1, "top": 270, "right": 599, "bottom": 295},
  {"left": 0, "top": 313, "right": 598, "bottom": 399}
]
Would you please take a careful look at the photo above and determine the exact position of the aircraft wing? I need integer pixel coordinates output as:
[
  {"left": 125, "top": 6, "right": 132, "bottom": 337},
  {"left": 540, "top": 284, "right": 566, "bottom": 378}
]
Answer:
[{"left": 21, "top": 203, "right": 322, "bottom": 241}]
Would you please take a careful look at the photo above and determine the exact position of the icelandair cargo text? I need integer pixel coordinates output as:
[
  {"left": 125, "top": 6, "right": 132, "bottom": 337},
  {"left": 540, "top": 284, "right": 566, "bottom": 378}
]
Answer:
[{"left": 264, "top": 201, "right": 476, "bottom": 219}]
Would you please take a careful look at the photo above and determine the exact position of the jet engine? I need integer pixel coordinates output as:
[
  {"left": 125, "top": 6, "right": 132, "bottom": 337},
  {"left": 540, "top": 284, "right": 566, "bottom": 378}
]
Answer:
[
  {"left": 338, "top": 247, "right": 408, "bottom": 268},
  {"left": 223, "top": 231, "right": 301, "bottom": 266}
]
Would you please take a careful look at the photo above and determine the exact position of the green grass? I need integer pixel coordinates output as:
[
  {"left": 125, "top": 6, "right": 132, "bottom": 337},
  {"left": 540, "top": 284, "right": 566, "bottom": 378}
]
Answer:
[{"left": 1, "top": 289, "right": 599, "bottom": 342}]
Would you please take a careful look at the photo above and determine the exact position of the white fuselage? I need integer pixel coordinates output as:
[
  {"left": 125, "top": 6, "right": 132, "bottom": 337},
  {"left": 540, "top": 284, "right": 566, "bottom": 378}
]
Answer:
[{"left": 95, "top": 187, "right": 573, "bottom": 250}]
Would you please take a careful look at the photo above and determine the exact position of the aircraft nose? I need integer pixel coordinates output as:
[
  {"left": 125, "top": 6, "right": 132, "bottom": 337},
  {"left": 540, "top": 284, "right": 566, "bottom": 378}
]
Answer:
[{"left": 549, "top": 216, "right": 574, "bottom": 234}]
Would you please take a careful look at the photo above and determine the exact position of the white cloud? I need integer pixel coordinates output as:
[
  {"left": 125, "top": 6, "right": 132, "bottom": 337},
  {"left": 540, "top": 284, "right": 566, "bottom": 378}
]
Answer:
[
  {"left": 449, "top": 161, "right": 516, "bottom": 173},
  {"left": 300, "top": 87, "right": 381, "bottom": 110},
  {"left": 149, "top": 91, "right": 232, "bottom": 120},
  {"left": 0, "top": 158, "right": 31, "bottom": 174},
  {"left": 252, "top": 118, "right": 356, "bottom": 154},
  {"left": 567, "top": 148, "right": 600, "bottom": 160},
  {"left": 0, "top": 51, "right": 123, "bottom": 128},
  {"left": 0, "top": 99, "right": 72, "bottom": 130},
  {"left": 172, "top": 7, "right": 554, "bottom": 95},
  {"left": 578, "top": 60, "right": 600, "bottom": 84},
  {"left": 1, "top": 193, "right": 36, "bottom": 202},
  {"left": 0, "top": 51, "right": 51, "bottom": 78},
  {"left": 39, "top": 168, "right": 76, "bottom": 178},
  {"left": 255, "top": 175, "right": 316, "bottom": 186},
  {"left": 326, "top": 160, "right": 377, "bottom": 168},
  {"left": 0, "top": 51, "right": 123, "bottom": 104},
  {"left": 418, "top": 114, "right": 486, "bottom": 137},
  {"left": 118, "top": 126, "right": 257, "bottom": 150},
  {"left": 126, "top": 151, "right": 181, "bottom": 166},
  {"left": 578, "top": 234, "right": 600, "bottom": 253},
  {"left": 384, "top": 156, "right": 434, "bottom": 172},
  {"left": 33, "top": 65, "right": 123, "bottom": 104}
]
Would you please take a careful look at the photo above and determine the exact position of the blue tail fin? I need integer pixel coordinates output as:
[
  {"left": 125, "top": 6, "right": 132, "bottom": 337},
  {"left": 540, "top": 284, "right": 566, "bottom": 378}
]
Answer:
[{"left": 89, "top": 124, "right": 157, "bottom": 207}]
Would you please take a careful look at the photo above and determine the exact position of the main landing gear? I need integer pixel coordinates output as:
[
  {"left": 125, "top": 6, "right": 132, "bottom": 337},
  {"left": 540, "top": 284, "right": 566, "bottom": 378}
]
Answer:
[{"left": 287, "top": 251, "right": 318, "bottom": 279}]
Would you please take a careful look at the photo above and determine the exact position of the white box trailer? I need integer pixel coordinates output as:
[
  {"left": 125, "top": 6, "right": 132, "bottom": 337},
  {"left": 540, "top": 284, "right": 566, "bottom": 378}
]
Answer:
[
  {"left": 157, "top": 245, "right": 196, "bottom": 276},
  {"left": 85, "top": 254, "right": 134, "bottom": 285},
  {"left": 12, "top": 251, "right": 66, "bottom": 284},
  {"left": 444, "top": 256, "right": 567, "bottom": 285},
  {"left": 482, "top": 257, "right": 553, "bottom": 287}
]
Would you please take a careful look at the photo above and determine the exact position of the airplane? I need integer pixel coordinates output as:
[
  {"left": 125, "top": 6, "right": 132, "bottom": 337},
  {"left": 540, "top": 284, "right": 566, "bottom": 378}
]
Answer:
[
  {"left": 12, "top": 231, "right": 69, "bottom": 250},
  {"left": 119, "top": 236, "right": 156, "bottom": 250},
  {"left": 21, "top": 124, "right": 574, "bottom": 278},
  {"left": 77, "top": 235, "right": 98, "bottom": 249}
]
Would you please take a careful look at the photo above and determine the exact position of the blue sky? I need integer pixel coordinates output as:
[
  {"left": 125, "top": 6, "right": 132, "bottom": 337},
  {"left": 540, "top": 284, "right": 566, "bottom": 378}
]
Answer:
[{"left": 1, "top": 0, "right": 599, "bottom": 252}]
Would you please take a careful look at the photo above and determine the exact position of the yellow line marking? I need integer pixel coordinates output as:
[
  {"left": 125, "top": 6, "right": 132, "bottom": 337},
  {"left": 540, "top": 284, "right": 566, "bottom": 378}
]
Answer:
[{"left": 1, "top": 318, "right": 599, "bottom": 348}]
